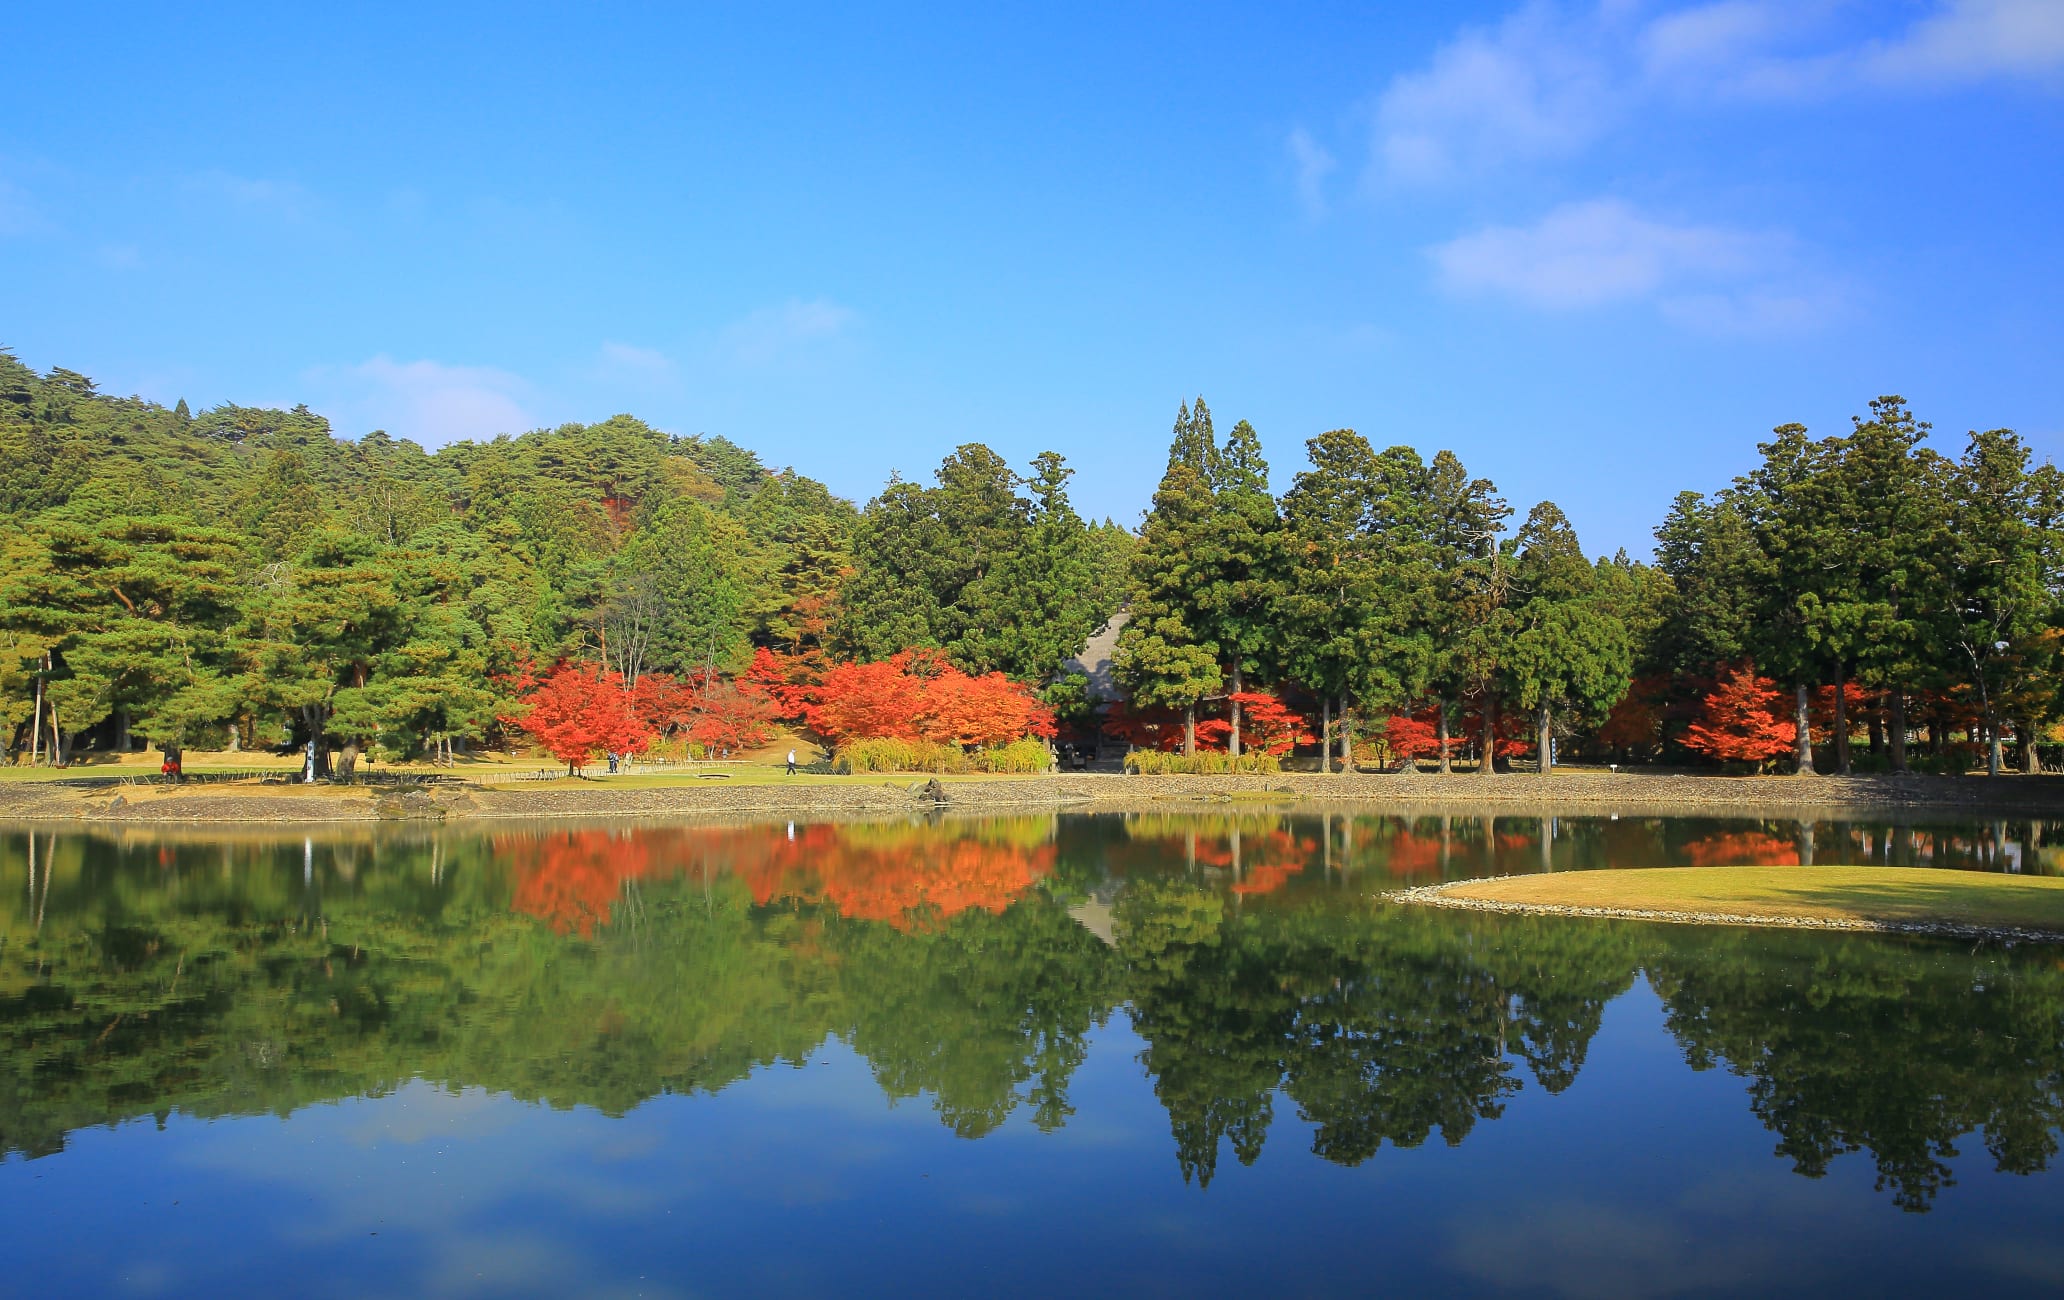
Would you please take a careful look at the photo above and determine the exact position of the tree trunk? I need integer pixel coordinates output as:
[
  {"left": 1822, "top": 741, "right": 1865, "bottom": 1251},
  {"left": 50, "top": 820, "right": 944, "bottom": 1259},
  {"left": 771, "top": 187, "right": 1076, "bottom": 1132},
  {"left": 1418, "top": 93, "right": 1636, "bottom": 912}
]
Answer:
[
  {"left": 1337, "top": 697, "right": 1351, "bottom": 775},
  {"left": 1793, "top": 683, "right": 1815, "bottom": 775},
  {"left": 49, "top": 694, "right": 63, "bottom": 766},
  {"left": 2025, "top": 718, "right": 2042, "bottom": 775},
  {"left": 339, "top": 740, "right": 361, "bottom": 782},
  {"left": 1987, "top": 716, "right": 2003, "bottom": 777},
  {"left": 115, "top": 709, "right": 130, "bottom": 754},
  {"left": 29, "top": 667, "right": 43, "bottom": 766},
  {"left": 1480, "top": 692, "right": 1497, "bottom": 777},
  {"left": 1319, "top": 697, "right": 1331, "bottom": 774},
  {"left": 303, "top": 704, "right": 333, "bottom": 780},
  {"left": 1866, "top": 712, "right": 1883, "bottom": 756},
  {"left": 1831, "top": 664, "right": 1851, "bottom": 774},
  {"left": 1182, "top": 703, "right": 1196, "bottom": 758},
  {"left": 1437, "top": 698, "right": 1451, "bottom": 776},
  {"left": 1536, "top": 702, "right": 1552, "bottom": 777},
  {"left": 1889, "top": 691, "right": 1908, "bottom": 773},
  {"left": 1229, "top": 665, "right": 1243, "bottom": 759}
]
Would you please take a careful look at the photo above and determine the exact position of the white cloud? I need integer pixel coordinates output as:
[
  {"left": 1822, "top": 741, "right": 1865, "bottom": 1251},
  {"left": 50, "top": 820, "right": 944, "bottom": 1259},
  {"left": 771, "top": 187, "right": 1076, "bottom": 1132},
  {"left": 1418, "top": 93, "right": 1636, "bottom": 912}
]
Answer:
[
  {"left": 595, "top": 340, "right": 676, "bottom": 383},
  {"left": 1861, "top": 0, "right": 2064, "bottom": 83},
  {"left": 1374, "top": 3, "right": 1613, "bottom": 184},
  {"left": 1367, "top": 2, "right": 2064, "bottom": 185},
  {"left": 1285, "top": 128, "right": 1338, "bottom": 217},
  {"left": 185, "top": 170, "right": 316, "bottom": 221},
  {"left": 1432, "top": 199, "right": 1772, "bottom": 308},
  {"left": 719, "top": 298, "right": 856, "bottom": 366},
  {"left": 312, "top": 356, "right": 534, "bottom": 444}
]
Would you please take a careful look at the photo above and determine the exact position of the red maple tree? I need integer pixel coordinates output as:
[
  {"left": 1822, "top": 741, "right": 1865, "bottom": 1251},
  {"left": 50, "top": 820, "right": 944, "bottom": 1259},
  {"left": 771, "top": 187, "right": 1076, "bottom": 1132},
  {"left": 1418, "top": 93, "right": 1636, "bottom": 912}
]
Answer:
[
  {"left": 1229, "top": 691, "right": 1314, "bottom": 756},
  {"left": 673, "top": 672, "right": 779, "bottom": 754},
  {"left": 1680, "top": 663, "right": 1797, "bottom": 767},
  {"left": 802, "top": 649, "right": 1054, "bottom": 748},
  {"left": 508, "top": 662, "right": 662, "bottom": 775}
]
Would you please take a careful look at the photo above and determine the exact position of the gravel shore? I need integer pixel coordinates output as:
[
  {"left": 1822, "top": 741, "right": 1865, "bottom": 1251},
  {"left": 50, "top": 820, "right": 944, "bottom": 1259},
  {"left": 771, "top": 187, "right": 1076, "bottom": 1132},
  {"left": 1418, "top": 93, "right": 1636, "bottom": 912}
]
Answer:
[{"left": 5, "top": 768, "right": 2064, "bottom": 825}]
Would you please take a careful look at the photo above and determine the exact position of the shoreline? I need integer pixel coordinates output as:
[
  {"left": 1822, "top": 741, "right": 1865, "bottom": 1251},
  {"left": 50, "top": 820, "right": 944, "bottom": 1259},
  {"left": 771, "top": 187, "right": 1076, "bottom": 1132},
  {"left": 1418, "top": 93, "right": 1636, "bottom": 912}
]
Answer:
[{"left": 6, "top": 769, "right": 2064, "bottom": 826}]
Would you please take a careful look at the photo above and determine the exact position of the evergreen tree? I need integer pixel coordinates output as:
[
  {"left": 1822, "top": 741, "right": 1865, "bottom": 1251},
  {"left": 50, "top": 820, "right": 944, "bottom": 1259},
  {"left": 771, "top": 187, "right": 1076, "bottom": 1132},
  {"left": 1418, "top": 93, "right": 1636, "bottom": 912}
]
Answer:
[
  {"left": 1114, "top": 408, "right": 1225, "bottom": 755},
  {"left": 974, "top": 451, "right": 1101, "bottom": 682},
  {"left": 1502, "top": 503, "right": 1633, "bottom": 774},
  {"left": 1200, "top": 420, "right": 1283, "bottom": 755}
]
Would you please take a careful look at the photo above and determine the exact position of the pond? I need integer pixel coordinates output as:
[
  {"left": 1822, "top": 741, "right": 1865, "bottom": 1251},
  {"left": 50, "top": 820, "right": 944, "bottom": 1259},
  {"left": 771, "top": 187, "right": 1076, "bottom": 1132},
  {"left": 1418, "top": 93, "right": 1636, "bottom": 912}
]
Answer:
[{"left": 4, "top": 810, "right": 2064, "bottom": 1297}]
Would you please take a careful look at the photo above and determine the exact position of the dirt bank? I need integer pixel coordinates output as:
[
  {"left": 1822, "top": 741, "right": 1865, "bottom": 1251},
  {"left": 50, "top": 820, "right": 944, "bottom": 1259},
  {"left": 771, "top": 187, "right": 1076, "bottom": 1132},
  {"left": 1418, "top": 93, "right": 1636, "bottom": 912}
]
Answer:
[{"left": 5, "top": 768, "right": 2064, "bottom": 825}]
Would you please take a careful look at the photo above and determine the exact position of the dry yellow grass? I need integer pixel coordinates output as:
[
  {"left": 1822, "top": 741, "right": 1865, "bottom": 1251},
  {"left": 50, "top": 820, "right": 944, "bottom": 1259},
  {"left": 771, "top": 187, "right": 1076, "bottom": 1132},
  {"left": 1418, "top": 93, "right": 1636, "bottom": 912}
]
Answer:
[{"left": 1437, "top": 866, "right": 2064, "bottom": 933}]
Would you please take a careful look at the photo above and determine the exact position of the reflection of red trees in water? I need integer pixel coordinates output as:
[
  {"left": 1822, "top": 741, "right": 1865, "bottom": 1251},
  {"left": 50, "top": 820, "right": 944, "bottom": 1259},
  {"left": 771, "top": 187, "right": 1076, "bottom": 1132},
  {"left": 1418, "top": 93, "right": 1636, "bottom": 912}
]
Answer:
[
  {"left": 743, "top": 826, "right": 1053, "bottom": 928},
  {"left": 1680, "top": 832, "right": 1800, "bottom": 867},
  {"left": 504, "top": 830, "right": 660, "bottom": 937},
  {"left": 500, "top": 823, "right": 1054, "bottom": 935},
  {"left": 1383, "top": 833, "right": 1443, "bottom": 878},
  {"left": 1229, "top": 857, "right": 1304, "bottom": 895}
]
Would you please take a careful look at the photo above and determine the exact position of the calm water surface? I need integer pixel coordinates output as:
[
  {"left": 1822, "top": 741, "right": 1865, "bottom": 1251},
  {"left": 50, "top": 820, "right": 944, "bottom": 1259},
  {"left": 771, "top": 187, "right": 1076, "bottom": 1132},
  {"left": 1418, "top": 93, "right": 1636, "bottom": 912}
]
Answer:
[{"left": 5, "top": 810, "right": 2064, "bottom": 1297}]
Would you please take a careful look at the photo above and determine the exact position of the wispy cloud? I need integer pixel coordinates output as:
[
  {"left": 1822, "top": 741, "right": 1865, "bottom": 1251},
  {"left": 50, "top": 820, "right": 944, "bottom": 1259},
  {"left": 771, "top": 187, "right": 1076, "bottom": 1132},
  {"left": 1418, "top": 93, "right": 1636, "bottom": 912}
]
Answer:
[
  {"left": 719, "top": 298, "right": 856, "bottom": 366},
  {"left": 1859, "top": 0, "right": 2064, "bottom": 84},
  {"left": 310, "top": 356, "right": 534, "bottom": 444},
  {"left": 1429, "top": 198, "right": 1832, "bottom": 331},
  {"left": 1431, "top": 200, "right": 1768, "bottom": 308},
  {"left": 594, "top": 340, "right": 677, "bottom": 384},
  {"left": 1367, "top": 2, "right": 2064, "bottom": 186},
  {"left": 1373, "top": 3, "right": 1614, "bottom": 185},
  {"left": 1285, "top": 128, "right": 1338, "bottom": 218},
  {"left": 185, "top": 170, "right": 316, "bottom": 221}
]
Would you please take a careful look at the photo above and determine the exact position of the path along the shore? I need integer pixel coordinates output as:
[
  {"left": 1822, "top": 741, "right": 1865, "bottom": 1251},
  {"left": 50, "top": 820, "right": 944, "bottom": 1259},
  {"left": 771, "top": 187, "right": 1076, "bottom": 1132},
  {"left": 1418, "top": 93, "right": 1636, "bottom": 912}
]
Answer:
[{"left": 6, "top": 768, "right": 2064, "bottom": 825}]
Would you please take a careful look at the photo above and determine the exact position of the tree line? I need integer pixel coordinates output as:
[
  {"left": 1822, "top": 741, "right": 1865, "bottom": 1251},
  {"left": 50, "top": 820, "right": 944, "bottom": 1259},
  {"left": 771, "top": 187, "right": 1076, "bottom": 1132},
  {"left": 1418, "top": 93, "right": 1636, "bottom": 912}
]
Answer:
[
  {"left": 0, "top": 351, "right": 1127, "bottom": 773},
  {"left": 3, "top": 347, "right": 2058, "bottom": 775},
  {"left": 1113, "top": 395, "right": 2063, "bottom": 775}
]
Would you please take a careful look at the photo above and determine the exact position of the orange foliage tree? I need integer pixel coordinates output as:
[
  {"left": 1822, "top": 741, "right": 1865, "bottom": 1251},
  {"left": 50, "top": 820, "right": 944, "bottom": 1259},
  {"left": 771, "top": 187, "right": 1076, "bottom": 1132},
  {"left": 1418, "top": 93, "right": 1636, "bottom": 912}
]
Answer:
[
  {"left": 1680, "top": 663, "right": 1797, "bottom": 768},
  {"left": 804, "top": 649, "right": 1054, "bottom": 748},
  {"left": 1598, "top": 675, "right": 1668, "bottom": 756}
]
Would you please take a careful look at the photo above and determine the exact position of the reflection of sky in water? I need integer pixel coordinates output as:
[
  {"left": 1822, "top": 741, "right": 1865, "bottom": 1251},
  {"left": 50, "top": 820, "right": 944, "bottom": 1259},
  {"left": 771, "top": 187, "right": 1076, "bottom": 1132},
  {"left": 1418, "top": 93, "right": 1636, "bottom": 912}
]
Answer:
[{"left": 4, "top": 814, "right": 2064, "bottom": 1296}]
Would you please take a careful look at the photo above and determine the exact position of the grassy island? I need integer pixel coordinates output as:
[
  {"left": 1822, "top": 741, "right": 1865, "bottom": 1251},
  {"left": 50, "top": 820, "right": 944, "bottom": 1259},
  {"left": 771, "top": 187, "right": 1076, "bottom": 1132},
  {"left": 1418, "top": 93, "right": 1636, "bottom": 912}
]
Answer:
[{"left": 1404, "top": 866, "right": 2064, "bottom": 939}]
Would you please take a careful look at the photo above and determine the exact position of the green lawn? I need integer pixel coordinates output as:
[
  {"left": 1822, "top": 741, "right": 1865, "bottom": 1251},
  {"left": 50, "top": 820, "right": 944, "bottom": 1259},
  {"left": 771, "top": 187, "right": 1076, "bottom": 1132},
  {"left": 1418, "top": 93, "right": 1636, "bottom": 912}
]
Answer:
[{"left": 1439, "top": 865, "right": 2064, "bottom": 933}]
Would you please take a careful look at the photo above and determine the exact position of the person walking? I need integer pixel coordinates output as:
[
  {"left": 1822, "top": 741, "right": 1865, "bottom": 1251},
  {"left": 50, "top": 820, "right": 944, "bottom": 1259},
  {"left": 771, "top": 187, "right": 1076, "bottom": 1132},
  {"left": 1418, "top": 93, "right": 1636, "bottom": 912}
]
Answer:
[{"left": 786, "top": 748, "right": 797, "bottom": 776}]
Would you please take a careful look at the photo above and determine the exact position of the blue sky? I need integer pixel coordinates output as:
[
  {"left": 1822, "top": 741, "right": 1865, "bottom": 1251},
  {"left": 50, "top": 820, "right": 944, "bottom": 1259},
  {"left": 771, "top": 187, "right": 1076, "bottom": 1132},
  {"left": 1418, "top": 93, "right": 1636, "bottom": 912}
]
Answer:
[{"left": 3, "top": 1, "right": 2060, "bottom": 555}]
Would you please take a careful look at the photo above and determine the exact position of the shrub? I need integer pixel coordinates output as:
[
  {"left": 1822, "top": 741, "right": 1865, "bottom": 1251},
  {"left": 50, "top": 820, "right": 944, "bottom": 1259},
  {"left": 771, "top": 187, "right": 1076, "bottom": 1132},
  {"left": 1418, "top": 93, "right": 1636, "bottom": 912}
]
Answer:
[
  {"left": 973, "top": 738, "right": 1053, "bottom": 774},
  {"left": 1124, "top": 750, "right": 1283, "bottom": 776},
  {"left": 836, "top": 737, "right": 966, "bottom": 774}
]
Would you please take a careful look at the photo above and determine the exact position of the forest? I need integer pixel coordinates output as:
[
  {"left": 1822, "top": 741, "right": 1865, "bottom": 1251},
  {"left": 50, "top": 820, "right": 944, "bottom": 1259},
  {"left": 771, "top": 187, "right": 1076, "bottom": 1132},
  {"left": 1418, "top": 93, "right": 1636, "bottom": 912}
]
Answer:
[{"left": 2, "top": 347, "right": 2060, "bottom": 777}]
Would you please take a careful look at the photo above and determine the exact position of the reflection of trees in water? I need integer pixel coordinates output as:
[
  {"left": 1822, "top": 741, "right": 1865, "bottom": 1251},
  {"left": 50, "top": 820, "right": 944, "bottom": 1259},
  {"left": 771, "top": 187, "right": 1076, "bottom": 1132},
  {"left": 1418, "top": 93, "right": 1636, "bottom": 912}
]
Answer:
[
  {"left": 1116, "top": 882, "right": 1636, "bottom": 1183},
  {"left": 5, "top": 820, "right": 2064, "bottom": 1209},
  {"left": 500, "top": 820, "right": 1058, "bottom": 936},
  {"left": 1646, "top": 929, "right": 2064, "bottom": 1211}
]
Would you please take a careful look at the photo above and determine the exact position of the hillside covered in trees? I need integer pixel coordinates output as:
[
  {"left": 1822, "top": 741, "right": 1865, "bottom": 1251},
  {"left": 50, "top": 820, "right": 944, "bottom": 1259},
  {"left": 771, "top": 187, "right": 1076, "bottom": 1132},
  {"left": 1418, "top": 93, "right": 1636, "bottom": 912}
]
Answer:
[{"left": 2, "top": 348, "right": 2060, "bottom": 776}]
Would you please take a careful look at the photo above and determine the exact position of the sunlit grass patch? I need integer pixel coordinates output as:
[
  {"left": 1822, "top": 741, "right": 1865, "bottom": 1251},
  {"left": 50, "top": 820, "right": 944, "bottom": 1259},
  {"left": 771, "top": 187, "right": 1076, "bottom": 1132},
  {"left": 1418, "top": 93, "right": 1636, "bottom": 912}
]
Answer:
[{"left": 1438, "top": 866, "right": 2064, "bottom": 933}]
